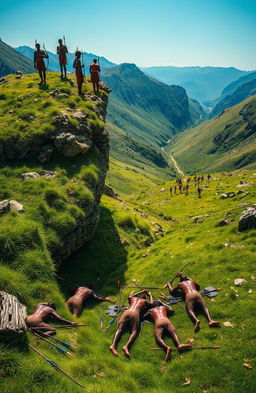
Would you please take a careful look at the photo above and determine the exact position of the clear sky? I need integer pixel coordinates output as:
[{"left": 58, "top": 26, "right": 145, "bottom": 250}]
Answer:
[{"left": 0, "top": 0, "right": 255, "bottom": 70}]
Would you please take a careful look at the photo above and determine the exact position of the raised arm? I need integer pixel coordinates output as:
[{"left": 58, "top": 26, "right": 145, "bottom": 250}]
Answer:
[
  {"left": 92, "top": 291, "right": 113, "bottom": 302},
  {"left": 128, "top": 290, "right": 147, "bottom": 301},
  {"left": 157, "top": 299, "right": 174, "bottom": 314}
]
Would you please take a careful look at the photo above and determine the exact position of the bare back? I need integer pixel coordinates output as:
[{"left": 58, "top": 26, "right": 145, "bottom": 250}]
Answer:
[
  {"left": 179, "top": 280, "right": 199, "bottom": 296},
  {"left": 148, "top": 306, "right": 169, "bottom": 323},
  {"left": 73, "top": 287, "right": 92, "bottom": 303},
  {"left": 128, "top": 297, "right": 148, "bottom": 313}
]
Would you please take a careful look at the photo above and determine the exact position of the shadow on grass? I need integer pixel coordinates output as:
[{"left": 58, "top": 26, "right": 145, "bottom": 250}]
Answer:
[{"left": 58, "top": 205, "right": 128, "bottom": 306}]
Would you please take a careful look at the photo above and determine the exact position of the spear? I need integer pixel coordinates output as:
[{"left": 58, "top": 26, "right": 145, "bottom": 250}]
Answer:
[
  {"left": 43, "top": 42, "right": 49, "bottom": 70},
  {"left": 100, "top": 303, "right": 103, "bottom": 328},
  {"left": 116, "top": 285, "right": 163, "bottom": 289},
  {"left": 28, "top": 324, "right": 86, "bottom": 330},
  {"left": 164, "top": 261, "right": 190, "bottom": 289},
  {"left": 28, "top": 344, "right": 84, "bottom": 388},
  {"left": 31, "top": 331, "right": 73, "bottom": 357},
  {"left": 34, "top": 330, "right": 76, "bottom": 350}
]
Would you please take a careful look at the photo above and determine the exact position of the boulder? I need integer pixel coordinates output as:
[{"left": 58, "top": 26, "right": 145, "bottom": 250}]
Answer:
[
  {"left": 71, "top": 111, "right": 87, "bottom": 121},
  {"left": 218, "top": 219, "right": 229, "bottom": 227},
  {"left": 39, "top": 170, "right": 56, "bottom": 178},
  {"left": 54, "top": 132, "right": 92, "bottom": 157},
  {"left": 22, "top": 172, "right": 40, "bottom": 180},
  {"left": 0, "top": 200, "right": 10, "bottom": 215},
  {"left": 238, "top": 207, "right": 256, "bottom": 231},
  {"left": 9, "top": 200, "right": 24, "bottom": 212},
  {"left": 234, "top": 278, "right": 247, "bottom": 286}
]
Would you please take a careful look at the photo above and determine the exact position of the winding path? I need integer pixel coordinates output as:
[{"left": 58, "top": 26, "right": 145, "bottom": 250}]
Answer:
[{"left": 162, "top": 146, "right": 185, "bottom": 177}]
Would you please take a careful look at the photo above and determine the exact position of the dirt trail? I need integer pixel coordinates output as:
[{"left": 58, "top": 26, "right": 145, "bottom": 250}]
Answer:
[{"left": 162, "top": 147, "right": 185, "bottom": 177}]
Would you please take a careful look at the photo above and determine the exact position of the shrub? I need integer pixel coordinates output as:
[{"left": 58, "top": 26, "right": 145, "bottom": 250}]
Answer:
[
  {"left": 67, "top": 99, "right": 76, "bottom": 109},
  {"left": 136, "top": 218, "right": 152, "bottom": 237},
  {"left": 41, "top": 123, "right": 55, "bottom": 136},
  {"left": 49, "top": 108, "right": 59, "bottom": 117}
]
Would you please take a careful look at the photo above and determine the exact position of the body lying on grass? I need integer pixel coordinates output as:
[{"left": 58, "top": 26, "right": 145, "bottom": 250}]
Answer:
[
  {"left": 164, "top": 273, "right": 220, "bottom": 332},
  {"left": 109, "top": 290, "right": 153, "bottom": 358},
  {"left": 66, "top": 283, "right": 113, "bottom": 317},
  {"left": 26, "top": 302, "right": 76, "bottom": 335},
  {"left": 144, "top": 300, "right": 191, "bottom": 362}
]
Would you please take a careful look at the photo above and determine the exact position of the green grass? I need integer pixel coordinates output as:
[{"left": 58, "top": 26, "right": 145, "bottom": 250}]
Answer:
[{"left": 169, "top": 95, "right": 256, "bottom": 173}]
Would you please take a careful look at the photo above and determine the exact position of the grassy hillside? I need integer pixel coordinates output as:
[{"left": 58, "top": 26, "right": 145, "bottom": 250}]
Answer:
[
  {"left": 169, "top": 95, "right": 256, "bottom": 173},
  {"left": 220, "top": 71, "right": 256, "bottom": 99},
  {"left": 2, "top": 164, "right": 255, "bottom": 393},
  {"left": 211, "top": 78, "right": 256, "bottom": 118},
  {"left": 141, "top": 66, "right": 250, "bottom": 105},
  {"left": 0, "top": 39, "right": 34, "bottom": 77}
]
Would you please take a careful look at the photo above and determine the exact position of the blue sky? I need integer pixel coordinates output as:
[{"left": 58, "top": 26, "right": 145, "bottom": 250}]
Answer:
[{"left": 0, "top": 0, "right": 255, "bottom": 69}]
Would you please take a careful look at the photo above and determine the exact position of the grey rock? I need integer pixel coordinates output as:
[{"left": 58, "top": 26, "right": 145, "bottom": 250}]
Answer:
[
  {"left": 238, "top": 207, "right": 256, "bottom": 231},
  {"left": 71, "top": 111, "right": 87, "bottom": 121},
  {"left": 22, "top": 172, "right": 40, "bottom": 180},
  {"left": 219, "top": 219, "right": 229, "bottom": 227},
  {"left": 55, "top": 93, "right": 69, "bottom": 99},
  {"left": 39, "top": 170, "right": 56, "bottom": 178},
  {"left": 9, "top": 200, "right": 24, "bottom": 212},
  {"left": 54, "top": 132, "right": 92, "bottom": 157}
]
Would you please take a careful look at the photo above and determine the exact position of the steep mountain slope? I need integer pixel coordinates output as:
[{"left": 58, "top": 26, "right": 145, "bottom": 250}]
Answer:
[
  {"left": 169, "top": 95, "right": 256, "bottom": 173},
  {"left": 103, "top": 63, "right": 205, "bottom": 147},
  {"left": 210, "top": 78, "right": 256, "bottom": 118},
  {"left": 15, "top": 45, "right": 115, "bottom": 74},
  {"left": 0, "top": 39, "right": 34, "bottom": 77},
  {"left": 220, "top": 71, "right": 256, "bottom": 99},
  {"left": 141, "top": 66, "right": 251, "bottom": 105}
]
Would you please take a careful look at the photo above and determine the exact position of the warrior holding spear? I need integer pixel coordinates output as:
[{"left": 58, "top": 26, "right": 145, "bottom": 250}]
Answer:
[
  {"left": 90, "top": 58, "right": 101, "bottom": 92},
  {"left": 34, "top": 41, "right": 49, "bottom": 85},
  {"left": 57, "top": 37, "right": 68, "bottom": 78}
]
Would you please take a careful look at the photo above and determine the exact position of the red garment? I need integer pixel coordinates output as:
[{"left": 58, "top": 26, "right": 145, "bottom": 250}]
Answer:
[
  {"left": 73, "top": 58, "right": 84, "bottom": 85},
  {"left": 90, "top": 63, "right": 100, "bottom": 82},
  {"left": 57, "top": 45, "right": 68, "bottom": 65},
  {"left": 34, "top": 50, "right": 47, "bottom": 71}
]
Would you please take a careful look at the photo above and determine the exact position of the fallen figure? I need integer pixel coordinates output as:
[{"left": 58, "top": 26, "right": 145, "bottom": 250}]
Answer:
[
  {"left": 165, "top": 273, "right": 220, "bottom": 332},
  {"left": 144, "top": 300, "right": 191, "bottom": 361},
  {"left": 26, "top": 302, "right": 76, "bottom": 335},
  {"left": 66, "top": 284, "right": 113, "bottom": 317},
  {"left": 109, "top": 290, "right": 153, "bottom": 358}
]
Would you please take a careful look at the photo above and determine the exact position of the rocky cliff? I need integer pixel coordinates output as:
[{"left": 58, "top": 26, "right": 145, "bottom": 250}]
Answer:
[{"left": 0, "top": 72, "right": 110, "bottom": 264}]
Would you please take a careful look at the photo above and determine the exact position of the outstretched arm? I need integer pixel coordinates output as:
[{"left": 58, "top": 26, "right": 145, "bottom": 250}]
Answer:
[
  {"left": 146, "top": 291, "right": 154, "bottom": 304},
  {"left": 128, "top": 290, "right": 147, "bottom": 301},
  {"left": 51, "top": 310, "right": 75, "bottom": 325},
  {"left": 92, "top": 292, "right": 113, "bottom": 302},
  {"left": 157, "top": 299, "right": 174, "bottom": 314}
]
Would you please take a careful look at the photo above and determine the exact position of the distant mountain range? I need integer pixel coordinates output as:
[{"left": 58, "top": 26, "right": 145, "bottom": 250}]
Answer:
[
  {"left": 0, "top": 39, "right": 34, "bottom": 77},
  {"left": 210, "top": 78, "right": 256, "bottom": 119},
  {"left": 141, "top": 66, "right": 252, "bottom": 105},
  {"left": 169, "top": 95, "right": 256, "bottom": 173},
  {"left": 103, "top": 63, "right": 205, "bottom": 177},
  {"left": 15, "top": 45, "right": 116, "bottom": 74}
]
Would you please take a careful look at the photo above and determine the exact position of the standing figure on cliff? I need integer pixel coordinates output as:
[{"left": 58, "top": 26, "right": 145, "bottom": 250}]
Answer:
[
  {"left": 57, "top": 38, "right": 68, "bottom": 78},
  {"left": 144, "top": 300, "right": 191, "bottom": 361},
  {"left": 165, "top": 274, "right": 220, "bottom": 332},
  {"left": 26, "top": 302, "right": 76, "bottom": 335},
  {"left": 73, "top": 51, "right": 84, "bottom": 95},
  {"left": 34, "top": 43, "right": 49, "bottom": 85},
  {"left": 109, "top": 290, "right": 153, "bottom": 358},
  {"left": 66, "top": 284, "right": 113, "bottom": 317},
  {"left": 90, "top": 58, "right": 101, "bottom": 92}
]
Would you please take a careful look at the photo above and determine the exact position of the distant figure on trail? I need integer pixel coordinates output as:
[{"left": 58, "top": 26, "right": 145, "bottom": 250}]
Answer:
[
  {"left": 144, "top": 300, "right": 191, "bottom": 362},
  {"left": 197, "top": 187, "right": 202, "bottom": 198},
  {"left": 174, "top": 185, "right": 177, "bottom": 194},
  {"left": 66, "top": 284, "right": 113, "bottom": 317},
  {"left": 165, "top": 274, "right": 220, "bottom": 332},
  {"left": 34, "top": 43, "right": 49, "bottom": 85},
  {"left": 90, "top": 58, "right": 101, "bottom": 92},
  {"left": 73, "top": 51, "right": 84, "bottom": 95},
  {"left": 57, "top": 38, "right": 68, "bottom": 78},
  {"left": 179, "top": 183, "right": 183, "bottom": 194},
  {"left": 109, "top": 290, "right": 153, "bottom": 358},
  {"left": 185, "top": 184, "right": 189, "bottom": 195},
  {"left": 26, "top": 302, "right": 75, "bottom": 335},
  {"left": 207, "top": 174, "right": 211, "bottom": 181},
  {"left": 169, "top": 186, "right": 173, "bottom": 197}
]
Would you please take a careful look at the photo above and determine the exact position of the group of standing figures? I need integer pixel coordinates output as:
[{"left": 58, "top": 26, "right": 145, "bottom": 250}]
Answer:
[
  {"left": 26, "top": 273, "right": 220, "bottom": 362},
  {"left": 34, "top": 38, "right": 101, "bottom": 94}
]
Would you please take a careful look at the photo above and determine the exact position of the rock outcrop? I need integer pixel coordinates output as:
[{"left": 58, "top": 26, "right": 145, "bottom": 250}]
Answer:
[{"left": 238, "top": 207, "right": 256, "bottom": 231}]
